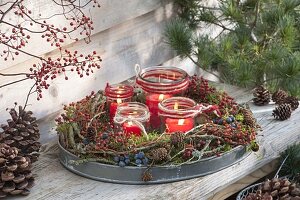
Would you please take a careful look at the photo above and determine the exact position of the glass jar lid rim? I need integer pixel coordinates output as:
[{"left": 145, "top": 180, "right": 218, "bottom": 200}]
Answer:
[
  {"left": 137, "top": 66, "right": 188, "bottom": 85},
  {"left": 105, "top": 83, "right": 134, "bottom": 98}
]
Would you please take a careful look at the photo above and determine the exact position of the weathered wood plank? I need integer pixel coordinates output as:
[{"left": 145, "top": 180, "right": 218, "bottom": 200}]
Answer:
[
  {"left": 10, "top": 84, "right": 300, "bottom": 200},
  {"left": 209, "top": 160, "right": 278, "bottom": 200},
  {"left": 0, "top": 0, "right": 166, "bottom": 70}
]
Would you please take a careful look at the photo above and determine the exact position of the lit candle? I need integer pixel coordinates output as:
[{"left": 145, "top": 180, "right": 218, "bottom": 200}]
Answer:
[
  {"left": 109, "top": 98, "right": 122, "bottom": 122},
  {"left": 146, "top": 93, "right": 172, "bottom": 128},
  {"left": 123, "top": 121, "right": 141, "bottom": 136},
  {"left": 165, "top": 118, "right": 194, "bottom": 133},
  {"left": 165, "top": 102, "right": 194, "bottom": 133}
]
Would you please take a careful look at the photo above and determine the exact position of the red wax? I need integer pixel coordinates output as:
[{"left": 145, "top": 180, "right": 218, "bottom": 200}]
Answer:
[
  {"left": 165, "top": 118, "right": 194, "bottom": 133},
  {"left": 145, "top": 94, "right": 172, "bottom": 129},
  {"left": 109, "top": 102, "right": 118, "bottom": 122},
  {"left": 109, "top": 100, "right": 125, "bottom": 123},
  {"left": 123, "top": 122, "right": 141, "bottom": 137}
]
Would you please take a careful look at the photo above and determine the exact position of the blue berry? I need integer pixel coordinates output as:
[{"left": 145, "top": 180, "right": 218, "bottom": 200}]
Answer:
[
  {"left": 138, "top": 152, "right": 145, "bottom": 159},
  {"left": 124, "top": 158, "right": 130, "bottom": 165},
  {"left": 119, "top": 156, "right": 125, "bottom": 161},
  {"left": 134, "top": 154, "right": 139, "bottom": 160},
  {"left": 231, "top": 123, "right": 237, "bottom": 128},
  {"left": 135, "top": 159, "right": 142, "bottom": 166},
  {"left": 218, "top": 119, "right": 223, "bottom": 125},
  {"left": 142, "top": 158, "right": 148, "bottom": 165},
  {"left": 118, "top": 161, "right": 126, "bottom": 167},
  {"left": 124, "top": 155, "right": 129, "bottom": 159},
  {"left": 230, "top": 116, "right": 235, "bottom": 122},
  {"left": 114, "top": 156, "right": 119, "bottom": 163},
  {"left": 82, "top": 138, "right": 89, "bottom": 145},
  {"left": 226, "top": 117, "right": 232, "bottom": 123},
  {"left": 101, "top": 133, "right": 108, "bottom": 139},
  {"left": 212, "top": 118, "right": 217, "bottom": 124}
]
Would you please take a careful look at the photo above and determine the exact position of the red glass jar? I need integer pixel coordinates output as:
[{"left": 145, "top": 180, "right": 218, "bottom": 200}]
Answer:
[
  {"left": 158, "top": 97, "right": 197, "bottom": 133},
  {"left": 136, "top": 66, "right": 189, "bottom": 129},
  {"left": 105, "top": 83, "right": 134, "bottom": 123},
  {"left": 114, "top": 102, "right": 150, "bottom": 137}
]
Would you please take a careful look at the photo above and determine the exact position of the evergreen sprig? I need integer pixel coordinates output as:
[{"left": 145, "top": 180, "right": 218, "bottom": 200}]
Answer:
[
  {"left": 166, "top": 0, "right": 300, "bottom": 96},
  {"left": 279, "top": 143, "right": 300, "bottom": 177}
]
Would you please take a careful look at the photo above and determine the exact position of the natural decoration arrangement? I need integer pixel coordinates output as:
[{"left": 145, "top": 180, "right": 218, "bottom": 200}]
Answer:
[
  {"left": 252, "top": 85, "right": 299, "bottom": 120},
  {"left": 0, "top": 0, "right": 101, "bottom": 197},
  {"left": 242, "top": 143, "right": 300, "bottom": 200},
  {"left": 166, "top": 0, "right": 300, "bottom": 96},
  {"left": 56, "top": 73, "right": 260, "bottom": 182}
]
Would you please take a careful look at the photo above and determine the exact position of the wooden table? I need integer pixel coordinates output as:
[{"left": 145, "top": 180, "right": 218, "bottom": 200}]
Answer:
[{"left": 11, "top": 84, "right": 300, "bottom": 200}]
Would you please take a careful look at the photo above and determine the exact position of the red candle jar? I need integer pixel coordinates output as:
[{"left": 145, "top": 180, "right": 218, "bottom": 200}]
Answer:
[
  {"left": 158, "top": 97, "right": 197, "bottom": 133},
  {"left": 136, "top": 66, "right": 189, "bottom": 129},
  {"left": 114, "top": 102, "right": 150, "bottom": 137},
  {"left": 105, "top": 83, "right": 134, "bottom": 123}
]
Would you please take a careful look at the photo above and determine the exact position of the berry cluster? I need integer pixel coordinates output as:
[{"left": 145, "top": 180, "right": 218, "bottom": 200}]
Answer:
[
  {"left": 186, "top": 76, "right": 238, "bottom": 115},
  {"left": 183, "top": 144, "right": 194, "bottom": 159},
  {"left": 201, "top": 123, "right": 256, "bottom": 146},
  {"left": 56, "top": 91, "right": 110, "bottom": 147},
  {"left": 27, "top": 50, "right": 101, "bottom": 100},
  {"left": 114, "top": 155, "right": 130, "bottom": 167},
  {"left": 134, "top": 152, "right": 149, "bottom": 166},
  {"left": 213, "top": 115, "right": 237, "bottom": 128},
  {"left": 0, "top": 0, "right": 102, "bottom": 100}
]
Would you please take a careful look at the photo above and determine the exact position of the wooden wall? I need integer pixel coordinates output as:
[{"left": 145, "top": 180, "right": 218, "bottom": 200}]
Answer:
[{"left": 0, "top": 0, "right": 181, "bottom": 123}]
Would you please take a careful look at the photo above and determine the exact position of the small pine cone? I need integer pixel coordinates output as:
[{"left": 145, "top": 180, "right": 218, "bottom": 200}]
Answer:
[
  {"left": 141, "top": 170, "right": 153, "bottom": 182},
  {"left": 170, "top": 132, "right": 184, "bottom": 147},
  {"left": 158, "top": 142, "right": 171, "bottom": 152},
  {"left": 86, "top": 126, "right": 96, "bottom": 142},
  {"left": 283, "top": 96, "right": 299, "bottom": 111},
  {"left": 150, "top": 148, "right": 169, "bottom": 162},
  {"left": 241, "top": 108, "right": 258, "bottom": 128},
  {"left": 272, "top": 89, "right": 288, "bottom": 104},
  {"left": 253, "top": 86, "right": 271, "bottom": 106},
  {"left": 272, "top": 104, "right": 292, "bottom": 120}
]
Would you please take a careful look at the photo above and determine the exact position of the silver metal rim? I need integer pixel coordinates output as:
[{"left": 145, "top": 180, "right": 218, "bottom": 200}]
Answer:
[{"left": 58, "top": 141, "right": 251, "bottom": 184}]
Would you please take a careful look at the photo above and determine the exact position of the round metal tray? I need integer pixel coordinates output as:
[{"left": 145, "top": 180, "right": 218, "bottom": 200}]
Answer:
[{"left": 58, "top": 142, "right": 250, "bottom": 184}]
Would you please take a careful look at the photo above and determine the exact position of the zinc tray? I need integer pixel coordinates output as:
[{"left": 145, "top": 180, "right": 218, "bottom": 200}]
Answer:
[{"left": 58, "top": 142, "right": 250, "bottom": 184}]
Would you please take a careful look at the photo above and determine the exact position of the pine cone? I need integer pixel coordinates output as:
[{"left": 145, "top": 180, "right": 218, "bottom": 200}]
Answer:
[
  {"left": 150, "top": 148, "right": 169, "bottom": 162},
  {"left": 272, "top": 104, "right": 292, "bottom": 120},
  {"left": 272, "top": 89, "right": 289, "bottom": 104},
  {"left": 241, "top": 108, "right": 258, "bottom": 128},
  {"left": 284, "top": 96, "right": 299, "bottom": 111},
  {"left": 86, "top": 126, "right": 96, "bottom": 142},
  {"left": 0, "top": 143, "right": 34, "bottom": 198},
  {"left": 0, "top": 106, "right": 41, "bottom": 162},
  {"left": 158, "top": 142, "right": 171, "bottom": 152},
  {"left": 253, "top": 86, "right": 271, "bottom": 106},
  {"left": 170, "top": 132, "right": 184, "bottom": 147},
  {"left": 141, "top": 170, "right": 153, "bottom": 182},
  {"left": 244, "top": 178, "right": 300, "bottom": 200}
]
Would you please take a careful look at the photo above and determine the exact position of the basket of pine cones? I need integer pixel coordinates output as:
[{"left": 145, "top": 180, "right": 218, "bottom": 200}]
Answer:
[{"left": 237, "top": 177, "right": 300, "bottom": 200}]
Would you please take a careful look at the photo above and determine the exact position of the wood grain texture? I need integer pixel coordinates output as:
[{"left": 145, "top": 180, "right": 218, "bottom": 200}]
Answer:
[
  {"left": 0, "top": 0, "right": 165, "bottom": 70},
  {"left": 9, "top": 85, "right": 300, "bottom": 200}
]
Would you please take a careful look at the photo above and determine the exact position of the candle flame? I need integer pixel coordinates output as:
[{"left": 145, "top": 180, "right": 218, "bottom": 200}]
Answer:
[
  {"left": 158, "top": 75, "right": 161, "bottom": 83},
  {"left": 174, "top": 102, "right": 179, "bottom": 110},
  {"left": 117, "top": 98, "right": 122, "bottom": 104},
  {"left": 158, "top": 94, "right": 164, "bottom": 101},
  {"left": 173, "top": 73, "right": 176, "bottom": 79},
  {"left": 127, "top": 121, "right": 133, "bottom": 126},
  {"left": 178, "top": 119, "right": 185, "bottom": 125}
]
